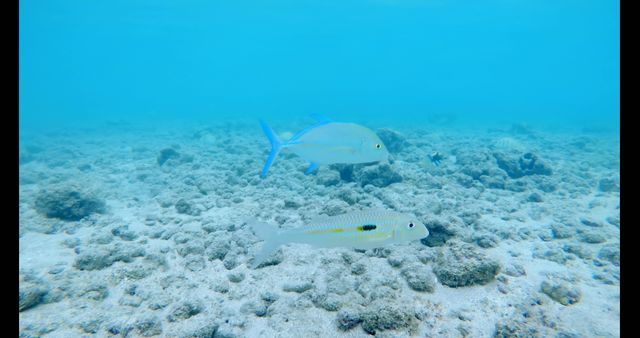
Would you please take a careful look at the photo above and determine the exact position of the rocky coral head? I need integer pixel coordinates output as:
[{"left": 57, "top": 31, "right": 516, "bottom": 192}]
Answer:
[
  {"left": 34, "top": 188, "right": 106, "bottom": 221},
  {"left": 493, "top": 151, "right": 552, "bottom": 178},
  {"left": 157, "top": 148, "right": 180, "bottom": 166}
]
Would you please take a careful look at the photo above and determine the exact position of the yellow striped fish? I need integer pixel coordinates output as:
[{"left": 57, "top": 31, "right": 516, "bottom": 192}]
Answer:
[{"left": 249, "top": 209, "right": 429, "bottom": 268}]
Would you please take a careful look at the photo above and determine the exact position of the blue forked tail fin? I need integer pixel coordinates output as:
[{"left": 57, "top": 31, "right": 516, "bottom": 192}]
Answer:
[{"left": 260, "top": 120, "right": 282, "bottom": 178}]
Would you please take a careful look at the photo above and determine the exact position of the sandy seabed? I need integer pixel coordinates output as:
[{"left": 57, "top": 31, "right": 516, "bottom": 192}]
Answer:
[{"left": 19, "top": 119, "right": 620, "bottom": 337}]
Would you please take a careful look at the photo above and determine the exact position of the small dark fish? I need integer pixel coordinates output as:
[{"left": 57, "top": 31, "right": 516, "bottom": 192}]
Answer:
[{"left": 428, "top": 152, "right": 444, "bottom": 166}]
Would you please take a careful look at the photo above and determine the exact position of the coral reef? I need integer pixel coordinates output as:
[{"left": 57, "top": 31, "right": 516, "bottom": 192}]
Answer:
[{"left": 34, "top": 188, "right": 105, "bottom": 221}]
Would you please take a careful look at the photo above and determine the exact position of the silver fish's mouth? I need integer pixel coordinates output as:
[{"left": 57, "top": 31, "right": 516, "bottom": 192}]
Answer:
[{"left": 421, "top": 225, "right": 430, "bottom": 238}]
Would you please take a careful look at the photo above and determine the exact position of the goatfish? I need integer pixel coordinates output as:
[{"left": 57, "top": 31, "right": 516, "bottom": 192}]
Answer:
[
  {"left": 259, "top": 114, "right": 389, "bottom": 178},
  {"left": 249, "top": 209, "right": 429, "bottom": 268}
]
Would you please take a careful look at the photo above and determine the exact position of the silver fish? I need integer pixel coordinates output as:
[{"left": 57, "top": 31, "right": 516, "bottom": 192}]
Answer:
[
  {"left": 249, "top": 209, "right": 429, "bottom": 267},
  {"left": 259, "top": 114, "right": 389, "bottom": 177}
]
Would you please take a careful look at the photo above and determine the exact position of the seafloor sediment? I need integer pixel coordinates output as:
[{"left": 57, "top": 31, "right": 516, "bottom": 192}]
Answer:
[{"left": 19, "top": 120, "right": 620, "bottom": 337}]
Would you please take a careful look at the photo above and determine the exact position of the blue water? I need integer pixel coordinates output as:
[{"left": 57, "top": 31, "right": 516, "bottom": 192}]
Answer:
[
  {"left": 20, "top": 0, "right": 619, "bottom": 131},
  {"left": 19, "top": 2, "right": 620, "bottom": 337}
]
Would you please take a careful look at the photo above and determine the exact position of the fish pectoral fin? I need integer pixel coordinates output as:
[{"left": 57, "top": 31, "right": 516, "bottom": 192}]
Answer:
[{"left": 305, "top": 162, "right": 319, "bottom": 175}]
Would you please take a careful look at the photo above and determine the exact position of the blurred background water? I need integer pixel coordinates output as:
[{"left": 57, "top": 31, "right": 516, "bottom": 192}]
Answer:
[{"left": 20, "top": 0, "right": 619, "bottom": 132}]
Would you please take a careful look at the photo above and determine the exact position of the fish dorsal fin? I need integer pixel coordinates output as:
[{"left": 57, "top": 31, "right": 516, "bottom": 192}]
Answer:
[
  {"left": 287, "top": 115, "right": 336, "bottom": 143},
  {"left": 306, "top": 209, "right": 397, "bottom": 228},
  {"left": 310, "top": 113, "right": 336, "bottom": 124},
  {"left": 307, "top": 214, "right": 334, "bottom": 227}
]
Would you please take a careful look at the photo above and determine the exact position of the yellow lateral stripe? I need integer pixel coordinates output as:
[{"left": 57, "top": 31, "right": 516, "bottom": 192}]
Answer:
[
  {"left": 305, "top": 228, "right": 346, "bottom": 235},
  {"left": 305, "top": 224, "right": 378, "bottom": 235}
]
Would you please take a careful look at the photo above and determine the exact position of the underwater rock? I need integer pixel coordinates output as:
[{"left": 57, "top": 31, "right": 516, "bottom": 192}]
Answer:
[
  {"left": 533, "top": 176, "right": 557, "bottom": 192},
  {"left": 350, "top": 262, "right": 367, "bottom": 275},
  {"left": 527, "top": 192, "right": 543, "bottom": 203},
  {"left": 144, "top": 253, "right": 168, "bottom": 270},
  {"left": 177, "top": 239, "right": 205, "bottom": 257},
  {"left": 148, "top": 293, "right": 172, "bottom": 310},
  {"left": 73, "top": 248, "right": 115, "bottom": 271},
  {"left": 455, "top": 151, "right": 499, "bottom": 181},
  {"left": 493, "top": 321, "right": 539, "bottom": 338},
  {"left": 19, "top": 280, "right": 49, "bottom": 312},
  {"left": 360, "top": 301, "right": 418, "bottom": 335},
  {"left": 387, "top": 251, "right": 406, "bottom": 268},
  {"left": 254, "top": 304, "right": 268, "bottom": 317},
  {"left": 74, "top": 244, "right": 145, "bottom": 271},
  {"left": 578, "top": 231, "right": 606, "bottom": 244},
  {"left": 474, "top": 234, "right": 499, "bottom": 248},
  {"left": 551, "top": 224, "right": 574, "bottom": 239},
  {"left": 282, "top": 280, "right": 314, "bottom": 293},
  {"left": 420, "top": 216, "right": 458, "bottom": 247},
  {"left": 433, "top": 242, "right": 501, "bottom": 287},
  {"left": 228, "top": 271, "right": 245, "bottom": 283},
  {"left": 167, "top": 299, "right": 204, "bottom": 322},
  {"left": 598, "top": 245, "right": 620, "bottom": 266},
  {"left": 90, "top": 231, "right": 114, "bottom": 245},
  {"left": 315, "top": 169, "right": 341, "bottom": 186},
  {"left": 606, "top": 215, "right": 620, "bottom": 228},
  {"left": 79, "top": 318, "right": 102, "bottom": 334},
  {"left": 175, "top": 198, "right": 201, "bottom": 216},
  {"left": 332, "top": 188, "right": 361, "bottom": 206},
  {"left": 206, "top": 236, "right": 232, "bottom": 261},
  {"left": 592, "top": 268, "right": 620, "bottom": 286},
  {"left": 580, "top": 217, "right": 603, "bottom": 228},
  {"left": 111, "top": 225, "right": 139, "bottom": 241},
  {"left": 34, "top": 188, "right": 105, "bottom": 222},
  {"left": 493, "top": 152, "right": 552, "bottom": 179},
  {"left": 185, "top": 254, "right": 206, "bottom": 272},
  {"left": 179, "top": 324, "right": 219, "bottom": 338},
  {"left": 562, "top": 244, "right": 593, "bottom": 260},
  {"left": 503, "top": 263, "right": 526, "bottom": 277},
  {"left": 135, "top": 315, "right": 163, "bottom": 337},
  {"left": 331, "top": 163, "right": 357, "bottom": 182},
  {"left": 157, "top": 148, "right": 180, "bottom": 166},
  {"left": 376, "top": 128, "right": 409, "bottom": 154},
  {"left": 261, "top": 291, "right": 280, "bottom": 304},
  {"left": 401, "top": 263, "right": 436, "bottom": 292},
  {"left": 357, "top": 163, "right": 403, "bottom": 187},
  {"left": 492, "top": 295, "right": 571, "bottom": 337},
  {"left": 312, "top": 292, "right": 344, "bottom": 312},
  {"left": 283, "top": 199, "right": 302, "bottom": 209},
  {"left": 540, "top": 281, "right": 581, "bottom": 306},
  {"left": 214, "top": 324, "right": 242, "bottom": 338},
  {"left": 533, "top": 247, "right": 574, "bottom": 265},
  {"left": 503, "top": 179, "right": 528, "bottom": 192},
  {"left": 332, "top": 163, "right": 402, "bottom": 187},
  {"left": 78, "top": 282, "right": 110, "bottom": 301},
  {"left": 223, "top": 253, "right": 240, "bottom": 270},
  {"left": 321, "top": 200, "right": 349, "bottom": 217},
  {"left": 336, "top": 308, "right": 362, "bottom": 331},
  {"left": 598, "top": 178, "right": 619, "bottom": 192}
]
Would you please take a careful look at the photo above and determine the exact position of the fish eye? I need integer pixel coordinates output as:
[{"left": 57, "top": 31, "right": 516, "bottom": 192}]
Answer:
[
  {"left": 408, "top": 222, "right": 415, "bottom": 229},
  {"left": 375, "top": 144, "right": 381, "bottom": 149}
]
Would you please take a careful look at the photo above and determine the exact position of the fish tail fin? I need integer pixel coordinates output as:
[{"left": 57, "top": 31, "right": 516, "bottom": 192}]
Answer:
[
  {"left": 260, "top": 120, "right": 282, "bottom": 178},
  {"left": 249, "top": 221, "right": 284, "bottom": 268}
]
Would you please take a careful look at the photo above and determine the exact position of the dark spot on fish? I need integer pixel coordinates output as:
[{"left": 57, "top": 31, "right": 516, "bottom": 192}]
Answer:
[{"left": 357, "top": 224, "right": 377, "bottom": 231}]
